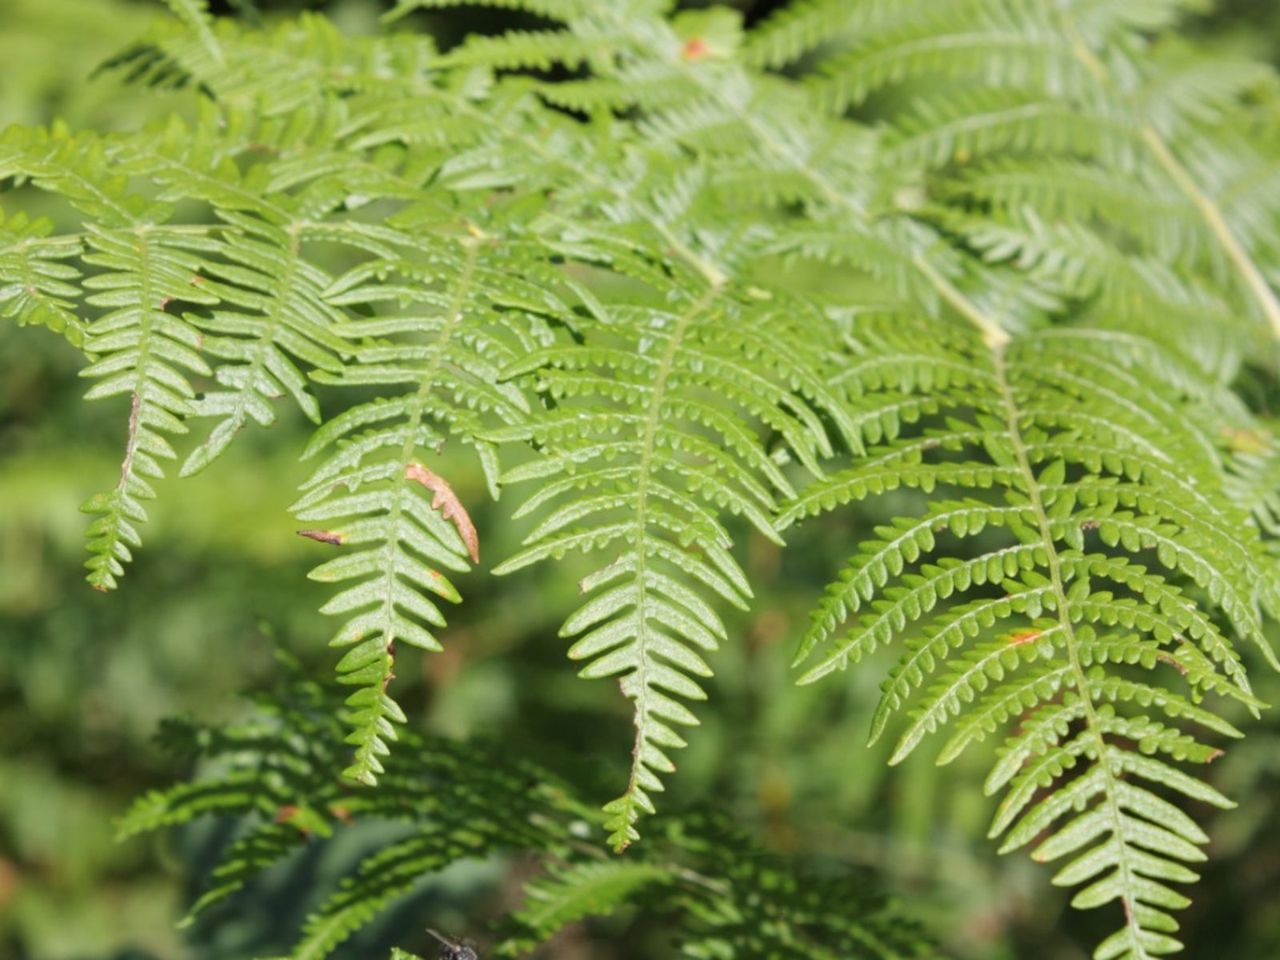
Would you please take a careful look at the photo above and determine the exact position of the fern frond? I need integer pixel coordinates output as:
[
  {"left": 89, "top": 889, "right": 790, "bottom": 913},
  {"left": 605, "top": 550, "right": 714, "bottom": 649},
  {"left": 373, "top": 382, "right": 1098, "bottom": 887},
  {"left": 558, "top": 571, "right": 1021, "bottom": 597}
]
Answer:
[
  {"left": 0, "top": 124, "right": 161, "bottom": 225},
  {"left": 816, "top": 15, "right": 1094, "bottom": 114},
  {"left": 789, "top": 316, "right": 1274, "bottom": 957},
  {"left": 178, "top": 216, "right": 348, "bottom": 475},
  {"left": 492, "top": 275, "right": 818, "bottom": 849},
  {"left": 292, "top": 234, "right": 505, "bottom": 784},
  {"left": 160, "top": 0, "right": 222, "bottom": 66},
  {"left": 294, "top": 829, "right": 501, "bottom": 960},
  {"left": 742, "top": 0, "right": 865, "bottom": 69},
  {"left": 75, "top": 225, "right": 221, "bottom": 590},
  {"left": 117, "top": 672, "right": 351, "bottom": 919},
  {"left": 950, "top": 158, "right": 1205, "bottom": 264},
  {"left": 291, "top": 221, "right": 577, "bottom": 783},
  {"left": 888, "top": 90, "right": 1137, "bottom": 170},
  {"left": 98, "top": 102, "right": 393, "bottom": 469},
  {"left": 387, "top": 0, "right": 594, "bottom": 25},
  {"left": 943, "top": 205, "right": 1266, "bottom": 382},
  {"left": 1224, "top": 426, "right": 1280, "bottom": 537},
  {"left": 1138, "top": 45, "right": 1276, "bottom": 137},
  {"left": 435, "top": 28, "right": 601, "bottom": 72},
  {"left": 500, "top": 860, "right": 672, "bottom": 951},
  {"left": 667, "top": 814, "right": 933, "bottom": 960}
]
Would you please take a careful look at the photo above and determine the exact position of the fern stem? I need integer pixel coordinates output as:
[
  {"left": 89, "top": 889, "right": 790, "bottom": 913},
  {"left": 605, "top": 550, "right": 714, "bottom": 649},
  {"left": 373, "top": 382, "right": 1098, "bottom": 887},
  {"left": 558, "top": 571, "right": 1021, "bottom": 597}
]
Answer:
[
  {"left": 118, "top": 230, "right": 160, "bottom": 483},
  {"left": 910, "top": 253, "right": 1009, "bottom": 349},
  {"left": 1060, "top": 10, "right": 1280, "bottom": 341},
  {"left": 989, "top": 342, "right": 1151, "bottom": 960},
  {"left": 386, "top": 236, "right": 481, "bottom": 624},
  {"left": 614, "top": 276, "right": 726, "bottom": 850},
  {"left": 1139, "top": 127, "right": 1280, "bottom": 339}
]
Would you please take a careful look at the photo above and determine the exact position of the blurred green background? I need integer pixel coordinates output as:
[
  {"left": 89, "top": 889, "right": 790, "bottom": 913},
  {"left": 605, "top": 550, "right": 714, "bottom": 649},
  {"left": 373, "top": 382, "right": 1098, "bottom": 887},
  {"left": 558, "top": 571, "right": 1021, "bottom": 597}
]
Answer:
[{"left": 2, "top": 2, "right": 1280, "bottom": 959}]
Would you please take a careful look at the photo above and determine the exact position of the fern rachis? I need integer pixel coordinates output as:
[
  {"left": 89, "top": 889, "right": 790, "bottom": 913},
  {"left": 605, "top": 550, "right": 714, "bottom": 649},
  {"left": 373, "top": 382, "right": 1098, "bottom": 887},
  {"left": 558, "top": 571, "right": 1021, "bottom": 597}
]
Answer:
[{"left": 784, "top": 318, "right": 1271, "bottom": 957}]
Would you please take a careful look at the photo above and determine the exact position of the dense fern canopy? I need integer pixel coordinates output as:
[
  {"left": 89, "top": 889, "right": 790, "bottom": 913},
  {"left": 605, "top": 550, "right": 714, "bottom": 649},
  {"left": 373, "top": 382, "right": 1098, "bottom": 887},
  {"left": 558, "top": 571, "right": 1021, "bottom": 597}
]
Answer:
[
  {"left": 119, "top": 655, "right": 934, "bottom": 958},
  {"left": 5, "top": 0, "right": 1280, "bottom": 957}
]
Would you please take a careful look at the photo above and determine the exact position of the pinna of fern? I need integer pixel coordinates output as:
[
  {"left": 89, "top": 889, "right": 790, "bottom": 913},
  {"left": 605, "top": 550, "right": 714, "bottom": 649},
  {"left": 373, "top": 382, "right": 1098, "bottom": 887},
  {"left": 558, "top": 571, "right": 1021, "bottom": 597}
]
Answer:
[
  {"left": 782, "top": 312, "right": 1280, "bottom": 959},
  {"left": 0, "top": 208, "right": 87, "bottom": 347},
  {"left": 489, "top": 240, "right": 857, "bottom": 849},
  {"left": 292, "top": 216, "right": 582, "bottom": 784}
]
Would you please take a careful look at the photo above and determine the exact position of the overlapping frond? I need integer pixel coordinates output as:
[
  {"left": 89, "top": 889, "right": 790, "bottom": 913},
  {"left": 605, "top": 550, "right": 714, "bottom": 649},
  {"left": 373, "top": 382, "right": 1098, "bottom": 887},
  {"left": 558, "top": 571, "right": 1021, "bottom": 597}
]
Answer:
[
  {"left": 116, "top": 661, "right": 354, "bottom": 918},
  {"left": 74, "top": 224, "right": 221, "bottom": 590},
  {"left": 1224, "top": 425, "right": 1280, "bottom": 538},
  {"left": 440, "top": 0, "right": 1041, "bottom": 357},
  {"left": 499, "top": 813, "right": 935, "bottom": 959},
  {"left": 387, "top": 0, "right": 601, "bottom": 24},
  {"left": 0, "top": 106, "right": 391, "bottom": 584},
  {"left": 772, "top": 0, "right": 1280, "bottom": 361},
  {"left": 492, "top": 262, "right": 851, "bottom": 848},
  {"left": 0, "top": 124, "right": 216, "bottom": 587},
  {"left": 292, "top": 227, "right": 571, "bottom": 783},
  {"left": 91, "top": 103, "right": 372, "bottom": 474},
  {"left": 2, "top": 12, "right": 586, "bottom": 779},
  {"left": 497, "top": 860, "right": 672, "bottom": 953},
  {"left": 941, "top": 204, "right": 1262, "bottom": 379}
]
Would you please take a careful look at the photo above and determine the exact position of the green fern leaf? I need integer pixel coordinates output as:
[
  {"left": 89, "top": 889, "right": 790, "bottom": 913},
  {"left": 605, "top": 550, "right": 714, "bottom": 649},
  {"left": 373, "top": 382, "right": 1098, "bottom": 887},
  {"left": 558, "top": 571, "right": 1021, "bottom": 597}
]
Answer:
[
  {"left": 791, "top": 315, "right": 1274, "bottom": 957},
  {"left": 493, "top": 266, "right": 854, "bottom": 848}
]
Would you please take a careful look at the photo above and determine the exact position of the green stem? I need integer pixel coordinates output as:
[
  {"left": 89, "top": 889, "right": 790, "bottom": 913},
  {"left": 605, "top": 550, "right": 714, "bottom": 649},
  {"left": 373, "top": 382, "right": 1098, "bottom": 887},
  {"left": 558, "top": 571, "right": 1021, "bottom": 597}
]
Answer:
[
  {"left": 990, "top": 342, "right": 1150, "bottom": 959},
  {"left": 1062, "top": 12, "right": 1280, "bottom": 339}
]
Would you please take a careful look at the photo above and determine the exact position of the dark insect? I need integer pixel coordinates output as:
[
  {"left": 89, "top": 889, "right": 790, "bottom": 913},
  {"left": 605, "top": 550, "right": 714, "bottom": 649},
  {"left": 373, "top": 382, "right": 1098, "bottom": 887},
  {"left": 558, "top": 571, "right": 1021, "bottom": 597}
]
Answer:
[{"left": 427, "top": 928, "right": 479, "bottom": 960}]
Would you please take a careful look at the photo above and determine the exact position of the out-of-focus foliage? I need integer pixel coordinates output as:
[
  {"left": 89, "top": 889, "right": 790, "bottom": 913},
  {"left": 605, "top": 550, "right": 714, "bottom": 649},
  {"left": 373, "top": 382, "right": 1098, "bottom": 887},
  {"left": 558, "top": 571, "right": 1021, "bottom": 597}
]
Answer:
[
  {"left": 116, "top": 657, "right": 935, "bottom": 960},
  {"left": 0, "top": 0, "right": 180, "bottom": 130},
  {"left": 1197, "top": 0, "right": 1280, "bottom": 64}
]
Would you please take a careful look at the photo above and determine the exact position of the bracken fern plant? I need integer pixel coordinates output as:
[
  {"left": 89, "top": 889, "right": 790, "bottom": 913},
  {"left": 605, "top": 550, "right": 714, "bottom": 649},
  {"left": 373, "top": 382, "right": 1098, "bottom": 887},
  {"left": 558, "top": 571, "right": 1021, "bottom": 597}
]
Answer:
[{"left": 4, "top": 0, "right": 1280, "bottom": 957}]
